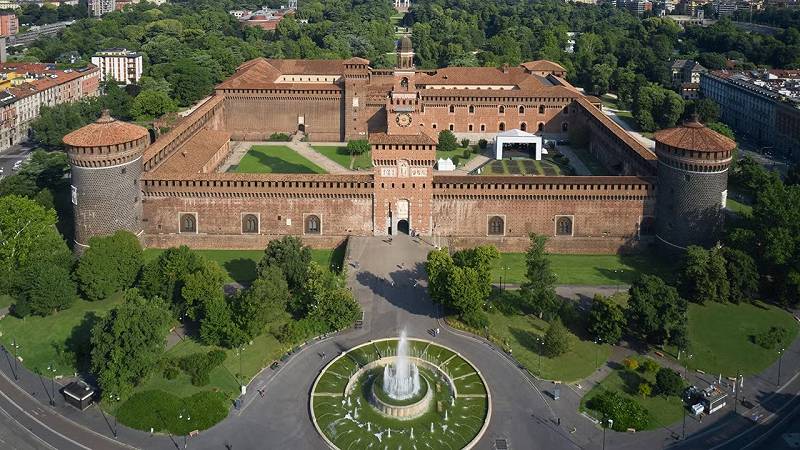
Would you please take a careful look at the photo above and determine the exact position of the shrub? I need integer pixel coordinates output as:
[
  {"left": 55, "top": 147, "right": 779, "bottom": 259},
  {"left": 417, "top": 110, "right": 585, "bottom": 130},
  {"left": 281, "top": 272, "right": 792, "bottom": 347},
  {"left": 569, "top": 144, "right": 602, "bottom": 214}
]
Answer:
[
  {"left": 116, "top": 390, "right": 228, "bottom": 435},
  {"left": 267, "top": 132, "right": 291, "bottom": 142},
  {"left": 754, "top": 326, "right": 789, "bottom": 350},
  {"left": 542, "top": 320, "right": 571, "bottom": 357},
  {"left": 437, "top": 130, "right": 458, "bottom": 152},
  {"left": 586, "top": 390, "right": 649, "bottom": 431},
  {"left": 460, "top": 138, "right": 470, "bottom": 148},
  {"left": 622, "top": 357, "right": 639, "bottom": 371},
  {"left": 346, "top": 139, "right": 369, "bottom": 155},
  {"left": 163, "top": 361, "right": 180, "bottom": 380},
  {"left": 277, "top": 317, "right": 327, "bottom": 344},
  {"left": 640, "top": 359, "right": 660, "bottom": 374},
  {"left": 654, "top": 368, "right": 684, "bottom": 397},
  {"left": 638, "top": 382, "right": 652, "bottom": 398},
  {"left": 478, "top": 138, "right": 488, "bottom": 149},
  {"left": 461, "top": 309, "right": 489, "bottom": 329},
  {"left": 176, "top": 350, "right": 227, "bottom": 386}
]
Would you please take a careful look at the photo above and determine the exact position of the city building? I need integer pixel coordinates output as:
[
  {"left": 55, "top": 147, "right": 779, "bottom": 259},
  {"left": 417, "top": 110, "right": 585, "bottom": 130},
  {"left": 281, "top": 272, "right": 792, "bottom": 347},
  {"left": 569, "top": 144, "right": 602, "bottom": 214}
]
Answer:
[
  {"left": 88, "top": 0, "right": 115, "bottom": 17},
  {"left": 394, "top": 0, "right": 411, "bottom": 12},
  {"left": 714, "top": 0, "right": 740, "bottom": 16},
  {"left": 671, "top": 59, "right": 707, "bottom": 86},
  {"left": 0, "top": 13, "right": 18, "bottom": 38},
  {"left": 63, "top": 38, "right": 733, "bottom": 256},
  {"left": 90, "top": 48, "right": 143, "bottom": 85},
  {"left": 701, "top": 69, "right": 800, "bottom": 161},
  {"left": 0, "top": 62, "right": 100, "bottom": 152}
]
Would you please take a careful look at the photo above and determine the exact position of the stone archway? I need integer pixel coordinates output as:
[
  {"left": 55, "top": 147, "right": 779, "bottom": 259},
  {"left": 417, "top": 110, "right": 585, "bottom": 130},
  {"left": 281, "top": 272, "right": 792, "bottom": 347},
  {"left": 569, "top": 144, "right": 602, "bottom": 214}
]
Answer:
[{"left": 397, "top": 219, "right": 409, "bottom": 234}]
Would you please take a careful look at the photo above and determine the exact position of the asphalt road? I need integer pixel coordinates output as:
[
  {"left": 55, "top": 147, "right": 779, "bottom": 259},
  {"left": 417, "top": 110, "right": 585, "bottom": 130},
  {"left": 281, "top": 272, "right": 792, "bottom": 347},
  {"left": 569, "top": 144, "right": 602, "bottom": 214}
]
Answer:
[{"left": 0, "top": 144, "right": 35, "bottom": 181}]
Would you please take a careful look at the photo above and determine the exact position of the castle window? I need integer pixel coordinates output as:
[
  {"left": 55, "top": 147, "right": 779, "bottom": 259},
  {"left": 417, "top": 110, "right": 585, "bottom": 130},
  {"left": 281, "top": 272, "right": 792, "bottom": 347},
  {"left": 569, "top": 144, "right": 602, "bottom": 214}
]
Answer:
[
  {"left": 518, "top": 105, "right": 525, "bottom": 114},
  {"left": 242, "top": 214, "right": 259, "bottom": 234},
  {"left": 499, "top": 122, "right": 505, "bottom": 131},
  {"left": 498, "top": 105, "right": 505, "bottom": 114},
  {"left": 539, "top": 105, "right": 545, "bottom": 114},
  {"left": 480, "top": 124, "right": 486, "bottom": 132},
  {"left": 180, "top": 214, "right": 197, "bottom": 233},
  {"left": 305, "top": 215, "right": 321, "bottom": 234},
  {"left": 468, "top": 124, "right": 474, "bottom": 131},
  {"left": 468, "top": 105, "right": 475, "bottom": 114},
  {"left": 488, "top": 216, "right": 504, "bottom": 235},
  {"left": 400, "top": 77, "right": 408, "bottom": 89},
  {"left": 538, "top": 122, "right": 544, "bottom": 132},
  {"left": 556, "top": 216, "right": 572, "bottom": 236},
  {"left": 520, "top": 122, "right": 527, "bottom": 131},
  {"left": 449, "top": 105, "right": 455, "bottom": 114},
  {"left": 561, "top": 122, "right": 568, "bottom": 132},
  {"left": 432, "top": 123, "right": 437, "bottom": 129},
  {"left": 449, "top": 124, "right": 454, "bottom": 131}
]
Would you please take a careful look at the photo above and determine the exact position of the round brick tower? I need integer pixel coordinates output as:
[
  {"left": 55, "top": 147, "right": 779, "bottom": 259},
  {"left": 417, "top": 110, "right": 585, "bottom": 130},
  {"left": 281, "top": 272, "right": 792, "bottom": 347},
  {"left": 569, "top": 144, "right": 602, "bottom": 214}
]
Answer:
[
  {"left": 63, "top": 110, "right": 149, "bottom": 251},
  {"left": 654, "top": 116, "right": 736, "bottom": 250}
]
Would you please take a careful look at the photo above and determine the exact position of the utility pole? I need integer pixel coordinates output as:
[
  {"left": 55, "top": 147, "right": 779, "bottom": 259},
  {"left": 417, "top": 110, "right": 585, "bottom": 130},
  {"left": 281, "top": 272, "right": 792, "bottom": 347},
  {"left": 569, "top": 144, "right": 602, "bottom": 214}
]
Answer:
[
  {"left": 11, "top": 339, "right": 19, "bottom": 381},
  {"left": 46, "top": 363, "right": 57, "bottom": 406},
  {"left": 777, "top": 348, "right": 785, "bottom": 386}
]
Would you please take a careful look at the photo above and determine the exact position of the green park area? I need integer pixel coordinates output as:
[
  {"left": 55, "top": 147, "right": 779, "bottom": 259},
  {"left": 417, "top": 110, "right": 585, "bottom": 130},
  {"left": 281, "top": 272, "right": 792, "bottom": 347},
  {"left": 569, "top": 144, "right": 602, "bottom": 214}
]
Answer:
[
  {"left": 492, "top": 252, "right": 677, "bottom": 286},
  {"left": 436, "top": 145, "right": 479, "bottom": 167},
  {"left": 480, "top": 158, "right": 570, "bottom": 176},
  {"left": 311, "top": 145, "right": 372, "bottom": 170},
  {"left": 726, "top": 198, "right": 753, "bottom": 216},
  {"left": 230, "top": 145, "right": 326, "bottom": 174}
]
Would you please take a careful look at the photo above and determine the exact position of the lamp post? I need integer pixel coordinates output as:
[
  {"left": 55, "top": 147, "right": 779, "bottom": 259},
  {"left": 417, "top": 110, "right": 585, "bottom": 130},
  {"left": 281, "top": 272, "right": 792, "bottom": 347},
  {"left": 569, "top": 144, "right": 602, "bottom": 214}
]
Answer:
[
  {"left": 501, "top": 266, "right": 510, "bottom": 291},
  {"left": 108, "top": 393, "right": 120, "bottom": 437},
  {"left": 536, "top": 336, "right": 543, "bottom": 375},
  {"left": 777, "top": 348, "right": 785, "bottom": 386},
  {"left": 602, "top": 418, "right": 613, "bottom": 450},
  {"left": 684, "top": 354, "right": 694, "bottom": 380},
  {"left": 46, "top": 363, "right": 57, "bottom": 406},
  {"left": 734, "top": 370, "right": 741, "bottom": 414},
  {"left": 178, "top": 409, "right": 191, "bottom": 448},
  {"left": 594, "top": 338, "right": 602, "bottom": 370},
  {"left": 11, "top": 339, "right": 20, "bottom": 381}
]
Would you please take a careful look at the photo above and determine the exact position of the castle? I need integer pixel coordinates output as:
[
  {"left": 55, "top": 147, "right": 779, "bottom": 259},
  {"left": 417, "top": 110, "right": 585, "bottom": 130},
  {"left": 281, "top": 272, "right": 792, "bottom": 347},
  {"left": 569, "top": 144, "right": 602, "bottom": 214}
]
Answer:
[{"left": 63, "top": 38, "right": 734, "bottom": 254}]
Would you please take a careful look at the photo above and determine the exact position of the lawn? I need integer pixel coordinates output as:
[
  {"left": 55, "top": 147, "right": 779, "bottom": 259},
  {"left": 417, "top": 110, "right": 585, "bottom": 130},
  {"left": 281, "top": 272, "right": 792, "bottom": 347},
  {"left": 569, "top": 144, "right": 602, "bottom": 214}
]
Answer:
[
  {"left": 484, "top": 309, "right": 611, "bottom": 382},
  {"left": 311, "top": 145, "right": 372, "bottom": 170},
  {"left": 143, "top": 247, "right": 343, "bottom": 285},
  {"left": 230, "top": 145, "right": 326, "bottom": 174},
  {"left": 437, "top": 145, "right": 479, "bottom": 167},
  {"left": 492, "top": 252, "right": 677, "bottom": 286},
  {"left": 685, "top": 301, "right": 798, "bottom": 377},
  {"left": 581, "top": 360, "right": 685, "bottom": 430},
  {"left": 0, "top": 292, "right": 124, "bottom": 376},
  {"left": 480, "top": 158, "right": 569, "bottom": 176},
  {"left": 726, "top": 198, "right": 752, "bottom": 216},
  {"left": 0, "top": 294, "right": 12, "bottom": 310}
]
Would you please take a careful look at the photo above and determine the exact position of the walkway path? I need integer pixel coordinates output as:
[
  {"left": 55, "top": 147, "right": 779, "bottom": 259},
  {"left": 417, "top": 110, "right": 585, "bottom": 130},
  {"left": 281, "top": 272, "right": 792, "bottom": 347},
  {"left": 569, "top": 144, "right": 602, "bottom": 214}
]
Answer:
[
  {"left": 555, "top": 144, "right": 591, "bottom": 176},
  {"left": 217, "top": 136, "right": 359, "bottom": 175}
]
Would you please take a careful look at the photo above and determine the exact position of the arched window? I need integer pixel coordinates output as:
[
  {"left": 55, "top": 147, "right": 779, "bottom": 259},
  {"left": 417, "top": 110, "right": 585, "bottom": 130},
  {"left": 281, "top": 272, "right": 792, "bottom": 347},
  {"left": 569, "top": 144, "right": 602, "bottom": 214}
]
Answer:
[
  {"left": 562, "top": 122, "right": 568, "bottom": 132},
  {"left": 480, "top": 124, "right": 486, "bottom": 132},
  {"left": 499, "top": 122, "right": 505, "bottom": 131},
  {"left": 468, "top": 105, "right": 475, "bottom": 114},
  {"left": 498, "top": 105, "right": 505, "bottom": 114},
  {"left": 488, "top": 216, "right": 504, "bottom": 235},
  {"left": 556, "top": 216, "right": 572, "bottom": 236},
  {"left": 449, "top": 124, "right": 454, "bottom": 131},
  {"left": 242, "top": 214, "right": 258, "bottom": 234},
  {"left": 400, "top": 77, "right": 408, "bottom": 89},
  {"left": 448, "top": 105, "right": 455, "bottom": 114},
  {"left": 518, "top": 105, "right": 525, "bottom": 114},
  {"left": 180, "top": 214, "right": 196, "bottom": 233},
  {"left": 305, "top": 215, "right": 321, "bottom": 234},
  {"left": 520, "top": 122, "right": 527, "bottom": 131},
  {"left": 537, "top": 122, "right": 544, "bottom": 132},
  {"left": 468, "top": 124, "right": 474, "bottom": 131},
  {"left": 539, "top": 105, "right": 545, "bottom": 114},
  {"left": 640, "top": 217, "right": 656, "bottom": 236}
]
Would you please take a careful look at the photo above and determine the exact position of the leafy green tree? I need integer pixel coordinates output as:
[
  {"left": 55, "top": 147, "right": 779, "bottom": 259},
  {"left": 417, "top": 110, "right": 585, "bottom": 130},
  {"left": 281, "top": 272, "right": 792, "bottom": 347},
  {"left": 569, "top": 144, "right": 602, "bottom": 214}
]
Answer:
[
  {"left": 257, "top": 236, "right": 311, "bottom": 292},
  {"left": 633, "top": 84, "right": 684, "bottom": 132},
  {"left": 452, "top": 245, "right": 499, "bottom": 303},
  {"left": 589, "top": 63, "right": 614, "bottom": 96},
  {"left": 681, "top": 246, "right": 730, "bottom": 304},
  {"left": 587, "top": 390, "right": 649, "bottom": 431},
  {"left": 445, "top": 265, "right": 484, "bottom": 315},
  {"left": 18, "top": 262, "right": 76, "bottom": 316},
  {"left": 426, "top": 248, "right": 454, "bottom": 305},
  {"left": 519, "top": 233, "right": 559, "bottom": 319},
  {"left": 542, "top": 319, "right": 572, "bottom": 357},
  {"left": 654, "top": 368, "right": 684, "bottom": 397},
  {"left": 638, "top": 382, "right": 652, "bottom": 398},
  {"left": 303, "top": 262, "right": 360, "bottom": 331},
  {"left": 587, "top": 294, "right": 625, "bottom": 344},
  {"left": 102, "top": 82, "right": 133, "bottom": 120},
  {"left": 130, "top": 89, "right": 177, "bottom": 120},
  {"left": 180, "top": 258, "right": 227, "bottom": 321},
  {"left": 346, "top": 139, "right": 370, "bottom": 155},
  {"left": 232, "top": 265, "right": 290, "bottom": 339},
  {"left": 165, "top": 58, "right": 214, "bottom": 106},
  {"left": 722, "top": 247, "right": 758, "bottom": 303},
  {"left": 139, "top": 245, "right": 205, "bottom": 308},
  {"left": 199, "top": 294, "right": 242, "bottom": 348},
  {"left": 437, "top": 130, "right": 458, "bottom": 152},
  {"left": 76, "top": 231, "right": 144, "bottom": 301},
  {"left": 684, "top": 98, "right": 720, "bottom": 123},
  {"left": 625, "top": 275, "right": 687, "bottom": 347},
  {"left": 90, "top": 289, "right": 171, "bottom": 395}
]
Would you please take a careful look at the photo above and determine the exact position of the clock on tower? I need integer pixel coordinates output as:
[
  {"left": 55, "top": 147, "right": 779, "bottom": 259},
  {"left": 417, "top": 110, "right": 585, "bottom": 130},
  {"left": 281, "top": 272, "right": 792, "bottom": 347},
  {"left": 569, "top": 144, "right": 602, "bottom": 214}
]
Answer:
[{"left": 395, "top": 112, "right": 412, "bottom": 128}]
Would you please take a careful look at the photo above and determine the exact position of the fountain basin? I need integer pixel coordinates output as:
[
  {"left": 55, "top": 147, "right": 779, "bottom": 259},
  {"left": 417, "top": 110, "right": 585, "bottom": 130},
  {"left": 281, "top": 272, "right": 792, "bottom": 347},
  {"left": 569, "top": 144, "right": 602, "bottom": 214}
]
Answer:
[{"left": 369, "top": 369, "right": 433, "bottom": 419}]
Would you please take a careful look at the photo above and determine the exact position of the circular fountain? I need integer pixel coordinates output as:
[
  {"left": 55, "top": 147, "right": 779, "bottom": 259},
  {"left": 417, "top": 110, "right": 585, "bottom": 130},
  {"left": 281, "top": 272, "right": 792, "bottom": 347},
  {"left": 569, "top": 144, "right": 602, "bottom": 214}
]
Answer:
[{"left": 368, "top": 330, "right": 432, "bottom": 419}]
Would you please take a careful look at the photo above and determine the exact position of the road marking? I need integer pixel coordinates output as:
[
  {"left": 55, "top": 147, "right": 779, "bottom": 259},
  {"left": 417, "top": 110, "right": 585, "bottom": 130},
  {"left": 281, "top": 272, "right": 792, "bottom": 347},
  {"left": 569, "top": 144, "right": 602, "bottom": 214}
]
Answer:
[
  {"left": 0, "top": 399, "right": 57, "bottom": 449},
  {"left": 0, "top": 387, "right": 91, "bottom": 450},
  {"left": 452, "top": 372, "right": 477, "bottom": 381}
]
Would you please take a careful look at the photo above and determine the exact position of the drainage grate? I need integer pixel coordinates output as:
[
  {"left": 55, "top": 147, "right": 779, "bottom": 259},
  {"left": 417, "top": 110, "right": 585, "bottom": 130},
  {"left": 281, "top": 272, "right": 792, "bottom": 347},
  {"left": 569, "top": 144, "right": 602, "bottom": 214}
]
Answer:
[{"left": 495, "top": 438, "right": 509, "bottom": 450}]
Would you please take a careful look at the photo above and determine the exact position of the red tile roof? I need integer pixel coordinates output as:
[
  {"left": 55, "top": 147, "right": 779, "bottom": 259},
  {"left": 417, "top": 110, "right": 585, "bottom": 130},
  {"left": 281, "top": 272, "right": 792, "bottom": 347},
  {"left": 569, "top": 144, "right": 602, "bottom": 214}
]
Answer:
[
  {"left": 152, "top": 129, "right": 231, "bottom": 174},
  {"left": 520, "top": 60, "right": 567, "bottom": 73},
  {"left": 654, "top": 120, "right": 736, "bottom": 152},
  {"left": 573, "top": 97, "right": 656, "bottom": 162},
  {"left": 369, "top": 132, "right": 437, "bottom": 145},
  {"left": 0, "top": 63, "right": 99, "bottom": 101},
  {"left": 63, "top": 110, "right": 148, "bottom": 148}
]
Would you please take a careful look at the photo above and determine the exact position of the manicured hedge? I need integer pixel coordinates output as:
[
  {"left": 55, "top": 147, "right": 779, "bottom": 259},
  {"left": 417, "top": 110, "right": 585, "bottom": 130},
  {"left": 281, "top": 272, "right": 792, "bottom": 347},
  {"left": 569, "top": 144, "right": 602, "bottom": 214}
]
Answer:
[{"left": 116, "top": 390, "right": 229, "bottom": 435}]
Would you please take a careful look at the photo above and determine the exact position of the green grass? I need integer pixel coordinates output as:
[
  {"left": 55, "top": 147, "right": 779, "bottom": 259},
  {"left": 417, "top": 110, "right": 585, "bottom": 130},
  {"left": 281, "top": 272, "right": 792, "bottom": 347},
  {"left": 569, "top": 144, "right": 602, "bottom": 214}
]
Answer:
[
  {"left": 311, "top": 145, "right": 372, "bottom": 170},
  {"left": 480, "top": 158, "right": 569, "bottom": 176},
  {"left": 567, "top": 146, "right": 610, "bottom": 176},
  {"left": 115, "top": 390, "right": 229, "bottom": 435},
  {"left": 685, "top": 301, "right": 798, "bottom": 377},
  {"left": 230, "top": 145, "right": 326, "bottom": 174},
  {"left": 581, "top": 361, "right": 684, "bottom": 430},
  {"left": 0, "top": 294, "right": 13, "bottom": 310},
  {"left": 0, "top": 292, "right": 124, "bottom": 376},
  {"left": 485, "top": 309, "right": 610, "bottom": 382},
  {"left": 726, "top": 198, "right": 753, "bottom": 216},
  {"left": 143, "top": 248, "right": 343, "bottom": 285},
  {"left": 436, "top": 145, "right": 479, "bottom": 167},
  {"left": 492, "top": 252, "right": 677, "bottom": 286}
]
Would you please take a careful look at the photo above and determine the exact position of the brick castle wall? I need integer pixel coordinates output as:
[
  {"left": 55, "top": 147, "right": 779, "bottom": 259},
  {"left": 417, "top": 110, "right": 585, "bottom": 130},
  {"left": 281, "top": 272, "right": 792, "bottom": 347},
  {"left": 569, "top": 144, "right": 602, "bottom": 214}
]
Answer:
[{"left": 222, "top": 92, "right": 342, "bottom": 141}]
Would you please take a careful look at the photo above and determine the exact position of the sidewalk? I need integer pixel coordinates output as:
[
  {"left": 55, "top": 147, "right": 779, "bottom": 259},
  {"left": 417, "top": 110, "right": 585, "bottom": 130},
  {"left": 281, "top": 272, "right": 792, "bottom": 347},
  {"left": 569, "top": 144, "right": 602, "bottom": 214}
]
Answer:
[{"left": 289, "top": 133, "right": 356, "bottom": 174}]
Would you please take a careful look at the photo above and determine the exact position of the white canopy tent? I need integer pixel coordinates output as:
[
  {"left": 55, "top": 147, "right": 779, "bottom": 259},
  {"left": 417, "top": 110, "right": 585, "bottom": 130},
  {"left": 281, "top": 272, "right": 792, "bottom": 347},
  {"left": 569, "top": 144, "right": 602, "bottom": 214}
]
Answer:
[{"left": 494, "top": 129, "right": 546, "bottom": 160}]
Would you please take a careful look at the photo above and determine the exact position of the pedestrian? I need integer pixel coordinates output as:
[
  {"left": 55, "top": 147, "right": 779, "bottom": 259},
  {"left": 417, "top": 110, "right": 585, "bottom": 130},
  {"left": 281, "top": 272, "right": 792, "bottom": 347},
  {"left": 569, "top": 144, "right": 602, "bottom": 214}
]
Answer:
[
  {"left": 322, "top": 352, "right": 326, "bottom": 359},
  {"left": 436, "top": 327, "right": 440, "bottom": 336},
  {"left": 557, "top": 417, "right": 561, "bottom": 426}
]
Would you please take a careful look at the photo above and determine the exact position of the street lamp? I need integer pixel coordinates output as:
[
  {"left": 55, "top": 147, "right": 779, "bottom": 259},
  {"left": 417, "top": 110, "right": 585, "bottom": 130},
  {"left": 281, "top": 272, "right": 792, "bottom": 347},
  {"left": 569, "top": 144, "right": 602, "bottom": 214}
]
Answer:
[
  {"left": 178, "top": 409, "right": 191, "bottom": 449},
  {"left": 684, "top": 354, "right": 694, "bottom": 380},
  {"left": 602, "top": 418, "right": 613, "bottom": 450},
  {"left": 108, "top": 393, "right": 120, "bottom": 437},
  {"left": 236, "top": 346, "right": 245, "bottom": 394},
  {"left": 777, "top": 348, "right": 785, "bottom": 386},
  {"left": 536, "top": 336, "right": 543, "bottom": 375},
  {"left": 594, "top": 338, "right": 603, "bottom": 370},
  {"left": 46, "top": 363, "right": 57, "bottom": 406},
  {"left": 501, "top": 266, "right": 510, "bottom": 291},
  {"left": 11, "top": 339, "right": 20, "bottom": 381}
]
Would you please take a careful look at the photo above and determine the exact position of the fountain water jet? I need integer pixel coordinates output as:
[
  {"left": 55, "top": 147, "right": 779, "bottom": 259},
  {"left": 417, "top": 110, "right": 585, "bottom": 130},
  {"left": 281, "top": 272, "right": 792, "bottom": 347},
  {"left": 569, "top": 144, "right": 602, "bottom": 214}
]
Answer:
[{"left": 382, "top": 330, "right": 421, "bottom": 400}]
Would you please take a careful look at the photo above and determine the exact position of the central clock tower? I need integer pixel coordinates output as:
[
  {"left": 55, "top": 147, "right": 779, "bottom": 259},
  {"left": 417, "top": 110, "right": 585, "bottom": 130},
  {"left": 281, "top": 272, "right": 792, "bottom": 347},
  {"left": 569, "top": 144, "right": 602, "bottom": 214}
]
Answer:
[{"left": 371, "top": 36, "right": 437, "bottom": 236}]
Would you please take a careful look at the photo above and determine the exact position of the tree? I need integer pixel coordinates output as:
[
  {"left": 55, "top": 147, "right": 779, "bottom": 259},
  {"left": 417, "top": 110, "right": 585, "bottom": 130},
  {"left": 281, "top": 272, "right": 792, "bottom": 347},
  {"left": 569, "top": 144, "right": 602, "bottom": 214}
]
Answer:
[
  {"left": 587, "top": 390, "right": 649, "bottom": 431},
  {"left": 257, "top": 236, "right": 311, "bottom": 292},
  {"left": 452, "top": 245, "right": 499, "bottom": 303},
  {"left": 722, "top": 247, "right": 758, "bottom": 303},
  {"left": 165, "top": 58, "right": 214, "bottom": 106},
  {"left": 681, "top": 246, "right": 730, "bottom": 304},
  {"left": 346, "top": 139, "right": 369, "bottom": 155},
  {"left": 626, "top": 275, "right": 687, "bottom": 347},
  {"left": 199, "top": 294, "right": 242, "bottom": 348},
  {"left": 638, "top": 382, "right": 652, "bottom": 398},
  {"left": 18, "top": 262, "right": 76, "bottom": 316},
  {"left": 90, "top": 289, "right": 171, "bottom": 395},
  {"left": 437, "top": 130, "right": 458, "bottom": 152},
  {"left": 542, "top": 320, "right": 571, "bottom": 357},
  {"left": 519, "top": 234, "right": 559, "bottom": 319},
  {"left": 426, "top": 248, "right": 454, "bottom": 305},
  {"left": 232, "top": 265, "right": 290, "bottom": 339},
  {"left": 139, "top": 246, "right": 205, "bottom": 308},
  {"left": 302, "top": 262, "right": 360, "bottom": 331},
  {"left": 684, "top": 98, "right": 720, "bottom": 123},
  {"left": 76, "top": 231, "right": 144, "bottom": 301},
  {"left": 587, "top": 294, "right": 625, "bottom": 344},
  {"left": 180, "top": 258, "right": 227, "bottom": 320},
  {"left": 633, "top": 84, "right": 685, "bottom": 132},
  {"left": 654, "top": 367, "right": 683, "bottom": 397},
  {"left": 446, "top": 265, "right": 485, "bottom": 316},
  {"left": 130, "top": 89, "right": 177, "bottom": 120}
]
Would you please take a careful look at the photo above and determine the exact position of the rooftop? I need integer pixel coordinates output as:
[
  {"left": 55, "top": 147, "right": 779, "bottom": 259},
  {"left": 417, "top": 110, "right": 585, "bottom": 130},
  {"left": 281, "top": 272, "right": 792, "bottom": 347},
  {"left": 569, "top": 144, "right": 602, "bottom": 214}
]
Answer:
[
  {"left": 654, "top": 118, "right": 736, "bottom": 153},
  {"left": 63, "top": 110, "right": 148, "bottom": 148},
  {"left": 708, "top": 69, "right": 800, "bottom": 105}
]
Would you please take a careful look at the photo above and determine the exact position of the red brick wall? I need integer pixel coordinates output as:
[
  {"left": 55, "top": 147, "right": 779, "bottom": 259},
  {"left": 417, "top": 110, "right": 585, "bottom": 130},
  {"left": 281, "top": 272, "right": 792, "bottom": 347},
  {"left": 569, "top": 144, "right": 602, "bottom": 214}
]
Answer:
[
  {"left": 417, "top": 98, "right": 572, "bottom": 135},
  {"left": 222, "top": 92, "right": 342, "bottom": 141}
]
